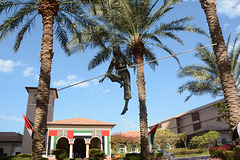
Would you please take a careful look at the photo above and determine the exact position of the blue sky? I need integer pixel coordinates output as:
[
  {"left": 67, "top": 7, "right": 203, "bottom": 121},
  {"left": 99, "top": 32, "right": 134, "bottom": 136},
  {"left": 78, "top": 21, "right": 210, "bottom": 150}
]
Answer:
[{"left": 1, "top": 0, "right": 240, "bottom": 134}]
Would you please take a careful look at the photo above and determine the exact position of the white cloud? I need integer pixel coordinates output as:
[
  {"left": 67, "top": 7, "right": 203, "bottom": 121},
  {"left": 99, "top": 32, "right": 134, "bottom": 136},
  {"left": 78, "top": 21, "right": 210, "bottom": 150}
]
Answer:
[
  {"left": 164, "top": 88, "right": 174, "bottom": 94},
  {"left": 217, "top": 0, "right": 240, "bottom": 19},
  {"left": 236, "top": 24, "right": 240, "bottom": 33},
  {"left": 0, "top": 59, "right": 20, "bottom": 73},
  {"left": 23, "top": 67, "right": 35, "bottom": 77},
  {"left": 67, "top": 75, "right": 77, "bottom": 80},
  {"left": 223, "top": 23, "right": 231, "bottom": 30},
  {"left": 102, "top": 89, "right": 110, "bottom": 93},
  {"left": 34, "top": 74, "right": 39, "bottom": 81},
  {"left": 92, "top": 79, "right": 99, "bottom": 85},
  {"left": 53, "top": 75, "right": 90, "bottom": 88},
  {"left": 0, "top": 115, "right": 24, "bottom": 122},
  {"left": 121, "top": 118, "right": 139, "bottom": 130}
]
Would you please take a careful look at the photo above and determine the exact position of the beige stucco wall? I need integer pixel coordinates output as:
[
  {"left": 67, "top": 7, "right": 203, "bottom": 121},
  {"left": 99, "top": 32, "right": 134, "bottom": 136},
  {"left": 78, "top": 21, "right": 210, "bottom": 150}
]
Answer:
[
  {"left": 154, "top": 100, "right": 231, "bottom": 144},
  {"left": 0, "top": 142, "right": 22, "bottom": 156},
  {"left": 22, "top": 87, "right": 57, "bottom": 154}
]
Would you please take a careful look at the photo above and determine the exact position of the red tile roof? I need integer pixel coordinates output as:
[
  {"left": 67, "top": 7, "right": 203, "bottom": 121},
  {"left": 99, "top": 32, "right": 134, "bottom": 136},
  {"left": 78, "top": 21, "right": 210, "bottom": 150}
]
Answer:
[
  {"left": 121, "top": 131, "right": 140, "bottom": 137},
  {"left": 47, "top": 117, "right": 116, "bottom": 127},
  {"left": 0, "top": 132, "right": 23, "bottom": 142}
]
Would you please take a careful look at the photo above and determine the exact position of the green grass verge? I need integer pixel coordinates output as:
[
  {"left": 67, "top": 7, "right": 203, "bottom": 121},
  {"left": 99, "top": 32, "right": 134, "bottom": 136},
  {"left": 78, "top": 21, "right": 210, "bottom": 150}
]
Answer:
[{"left": 174, "top": 151, "right": 209, "bottom": 158}]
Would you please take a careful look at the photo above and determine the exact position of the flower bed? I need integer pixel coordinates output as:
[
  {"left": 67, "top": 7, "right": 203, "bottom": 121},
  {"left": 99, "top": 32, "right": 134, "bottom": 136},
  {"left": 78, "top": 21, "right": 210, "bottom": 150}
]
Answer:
[{"left": 209, "top": 144, "right": 236, "bottom": 160}]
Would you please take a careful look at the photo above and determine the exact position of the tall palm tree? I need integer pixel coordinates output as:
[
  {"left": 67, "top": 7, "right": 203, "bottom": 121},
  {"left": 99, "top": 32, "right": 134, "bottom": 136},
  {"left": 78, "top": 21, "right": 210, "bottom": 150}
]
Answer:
[
  {"left": 0, "top": 0, "right": 95, "bottom": 159},
  {"left": 71, "top": 0, "right": 206, "bottom": 159},
  {"left": 178, "top": 34, "right": 240, "bottom": 101},
  {"left": 199, "top": 0, "right": 240, "bottom": 158}
]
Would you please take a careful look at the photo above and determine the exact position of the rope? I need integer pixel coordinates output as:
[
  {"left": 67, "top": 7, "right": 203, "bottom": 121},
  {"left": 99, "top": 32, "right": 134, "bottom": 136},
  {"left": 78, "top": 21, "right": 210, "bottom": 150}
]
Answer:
[{"left": 57, "top": 43, "right": 217, "bottom": 91}]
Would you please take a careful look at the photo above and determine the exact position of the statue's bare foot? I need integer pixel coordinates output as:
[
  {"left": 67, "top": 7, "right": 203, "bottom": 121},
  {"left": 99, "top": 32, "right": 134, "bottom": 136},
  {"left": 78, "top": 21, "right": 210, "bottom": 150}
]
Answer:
[{"left": 121, "top": 100, "right": 129, "bottom": 115}]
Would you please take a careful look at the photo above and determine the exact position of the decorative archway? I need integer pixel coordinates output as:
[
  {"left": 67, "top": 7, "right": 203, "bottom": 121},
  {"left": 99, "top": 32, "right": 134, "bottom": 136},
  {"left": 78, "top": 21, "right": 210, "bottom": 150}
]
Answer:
[
  {"left": 56, "top": 137, "right": 69, "bottom": 156},
  {"left": 73, "top": 138, "right": 86, "bottom": 158},
  {"left": 13, "top": 147, "right": 21, "bottom": 155},
  {"left": 90, "top": 137, "right": 101, "bottom": 149},
  {"left": 118, "top": 145, "right": 126, "bottom": 153}
]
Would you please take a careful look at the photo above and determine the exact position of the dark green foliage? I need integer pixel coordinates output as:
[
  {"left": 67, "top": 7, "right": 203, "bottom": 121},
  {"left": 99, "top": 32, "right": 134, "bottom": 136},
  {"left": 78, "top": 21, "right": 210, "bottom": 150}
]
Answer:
[
  {"left": 89, "top": 148, "right": 106, "bottom": 160},
  {"left": 59, "top": 152, "right": 68, "bottom": 160},
  {"left": 125, "top": 153, "right": 163, "bottom": 160},
  {"left": 178, "top": 34, "right": 240, "bottom": 102},
  {"left": 13, "top": 154, "right": 31, "bottom": 157},
  {"left": 213, "top": 102, "right": 229, "bottom": 122},
  {"left": 3, "top": 154, "right": 48, "bottom": 160},
  {"left": 0, "top": 0, "right": 96, "bottom": 54},
  {"left": 125, "top": 153, "right": 140, "bottom": 160},
  {"left": 0, "top": 156, "right": 9, "bottom": 160},
  {"left": 166, "top": 148, "right": 207, "bottom": 155},
  {"left": 51, "top": 149, "right": 67, "bottom": 160}
]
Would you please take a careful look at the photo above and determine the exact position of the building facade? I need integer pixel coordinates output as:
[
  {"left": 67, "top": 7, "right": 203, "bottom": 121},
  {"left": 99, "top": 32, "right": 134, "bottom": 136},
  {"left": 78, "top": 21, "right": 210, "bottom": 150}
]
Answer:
[
  {"left": 0, "top": 132, "right": 22, "bottom": 156},
  {"left": 149, "top": 98, "right": 232, "bottom": 145},
  {"left": 22, "top": 87, "right": 58, "bottom": 154},
  {"left": 22, "top": 87, "right": 115, "bottom": 159},
  {"left": 46, "top": 117, "right": 115, "bottom": 159}
]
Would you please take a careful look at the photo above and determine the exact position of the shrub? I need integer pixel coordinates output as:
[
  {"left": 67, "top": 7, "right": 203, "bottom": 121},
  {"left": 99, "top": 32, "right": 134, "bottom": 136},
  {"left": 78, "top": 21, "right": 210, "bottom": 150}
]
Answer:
[
  {"left": 209, "top": 144, "right": 236, "bottom": 159},
  {"left": 51, "top": 149, "right": 67, "bottom": 160},
  {"left": 0, "top": 156, "right": 10, "bottom": 160},
  {"left": 125, "top": 152, "right": 163, "bottom": 160},
  {"left": 59, "top": 152, "right": 68, "bottom": 160},
  {"left": 14, "top": 154, "right": 31, "bottom": 157},
  {"left": 222, "top": 150, "right": 236, "bottom": 160},
  {"left": 125, "top": 153, "right": 140, "bottom": 160},
  {"left": 89, "top": 148, "right": 106, "bottom": 160},
  {"left": 165, "top": 148, "right": 207, "bottom": 155}
]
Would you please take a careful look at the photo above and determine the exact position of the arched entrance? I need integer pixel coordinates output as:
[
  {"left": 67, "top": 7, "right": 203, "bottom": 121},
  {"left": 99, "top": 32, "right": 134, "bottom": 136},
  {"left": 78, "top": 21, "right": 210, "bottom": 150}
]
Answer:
[
  {"left": 56, "top": 137, "right": 69, "bottom": 156},
  {"left": 73, "top": 138, "right": 86, "bottom": 158},
  {"left": 90, "top": 137, "right": 101, "bottom": 149}
]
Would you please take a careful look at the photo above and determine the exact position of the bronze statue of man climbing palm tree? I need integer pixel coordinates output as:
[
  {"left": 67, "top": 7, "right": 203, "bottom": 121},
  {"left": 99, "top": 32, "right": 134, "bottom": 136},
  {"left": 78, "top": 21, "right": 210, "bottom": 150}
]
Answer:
[{"left": 99, "top": 44, "right": 133, "bottom": 115}]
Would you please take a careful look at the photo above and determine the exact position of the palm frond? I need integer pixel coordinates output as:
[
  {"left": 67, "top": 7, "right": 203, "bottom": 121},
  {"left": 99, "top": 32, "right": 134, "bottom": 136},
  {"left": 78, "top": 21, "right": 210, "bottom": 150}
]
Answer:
[
  {"left": 54, "top": 15, "right": 71, "bottom": 55},
  {"left": 230, "top": 34, "right": 240, "bottom": 70},
  {"left": 142, "top": 0, "right": 181, "bottom": 35},
  {"left": 153, "top": 43, "right": 180, "bottom": 65},
  {"left": 178, "top": 80, "right": 221, "bottom": 101},
  {"left": 0, "top": 2, "right": 37, "bottom": 42},
  {"left": 14, "top": 13, "right": 38, "bottom": 52},
  {"left": 88, "top": 46, "right": 112, "bottom": 70},
  {"left": 144, "top": 47, "right": 158, "bottom": 71},
  {"left": 0, "top": 0, "right": 24, "bottom": 14}
]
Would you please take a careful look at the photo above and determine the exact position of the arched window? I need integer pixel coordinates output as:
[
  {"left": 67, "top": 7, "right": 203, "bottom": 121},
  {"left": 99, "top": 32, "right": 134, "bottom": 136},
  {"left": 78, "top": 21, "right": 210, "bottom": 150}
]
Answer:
[
  {"left": 13, "top": 147, "right": 21, "bottom": 155},
  {"left": 0, "top": 148, "right": 4, "bottom": 155},
  {"left": 118, "top": 145, "right": 126, "bottom": 153},
  {"left": 221, "top": 138, "right": 227, "bottom": 145},
  {"left": 131, "top": 145, "right": 138, "bottom": 153}
]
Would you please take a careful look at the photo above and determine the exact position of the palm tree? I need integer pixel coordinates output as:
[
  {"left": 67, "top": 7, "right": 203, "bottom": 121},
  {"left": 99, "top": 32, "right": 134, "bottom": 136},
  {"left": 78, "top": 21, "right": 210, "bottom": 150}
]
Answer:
[
  {"left": 199, "top": 0, "right": 240, "bottom": 158},
  {"left": 70, "top": 0, "right": 206, "bottom": 159},
  {"left": 0, "top": 0, "right": 95, "bottom": 159},
  {"left": 178, "top": 34, "right": 240, "bottom": 101}
]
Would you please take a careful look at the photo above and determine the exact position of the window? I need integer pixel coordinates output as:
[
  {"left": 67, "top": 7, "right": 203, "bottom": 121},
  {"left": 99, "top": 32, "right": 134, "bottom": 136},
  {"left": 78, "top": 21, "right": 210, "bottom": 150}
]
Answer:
[
  {"left": 193, "top": 123, "right": 201, "bottom": 131},
  {"left": 131, "top": 145, "right": 138, "bottom": 153},
  {"left": 221, "top": 138, "right": 227, "bottom": 145},
  {"left": 118, "top": 145, "right": 126, "bottom": 153},
  {"left": 32, "top": 94, "right": 37, "bottom": 104},
  {"left": 177, "top": 128, "right": 181, "bottom": 133},
  {"left": 192, "top": 112, "right": 199, "bottom": 121}
]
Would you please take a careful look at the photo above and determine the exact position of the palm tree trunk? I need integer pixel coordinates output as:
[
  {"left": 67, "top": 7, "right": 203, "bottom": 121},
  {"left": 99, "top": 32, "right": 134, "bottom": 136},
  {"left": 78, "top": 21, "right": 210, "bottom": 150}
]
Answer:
[
  {"left": 135, "top": 53, "right": 150, "bottom": 160},
  {"left": 200, "top": 0, "right": 240, "bottom": 158},
  {"left": 32, "top": 1, "right": 58, "bottom": 159}
]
